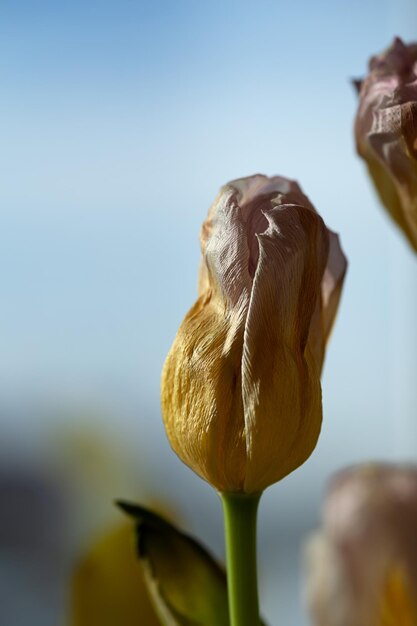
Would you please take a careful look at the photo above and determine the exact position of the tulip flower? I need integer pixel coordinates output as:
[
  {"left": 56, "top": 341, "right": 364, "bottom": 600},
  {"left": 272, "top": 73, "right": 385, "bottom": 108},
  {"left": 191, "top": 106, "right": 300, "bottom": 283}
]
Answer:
[
  {"left": 69, "top": 522, "right": 161, "bottom": 626},
  {"left": 354, "top": 37, "right": 417, "bottom": 252},
  {"left": 161, "top": 174, "right": 346, "bottom": 626},
  {"left": 161, "top": 174, "right": 347, "bottom": 495},
  {"left": 305, "top": 464, "right": 417, "bottom": 626}
]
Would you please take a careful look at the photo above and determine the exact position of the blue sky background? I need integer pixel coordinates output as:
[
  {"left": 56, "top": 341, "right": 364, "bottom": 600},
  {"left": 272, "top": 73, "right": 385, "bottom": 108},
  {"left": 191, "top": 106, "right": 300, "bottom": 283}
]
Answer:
[{"left": 1, "top": 1, "right": 417, "bottom": 624}]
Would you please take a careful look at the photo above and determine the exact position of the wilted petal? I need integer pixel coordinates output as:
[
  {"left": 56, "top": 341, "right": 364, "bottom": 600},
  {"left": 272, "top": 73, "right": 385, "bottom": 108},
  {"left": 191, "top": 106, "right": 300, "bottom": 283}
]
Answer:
[
  {"left": 200, "top": 188, "right": 252, "bottom": 308},
  {"left": 242, "top": 203, "right": 329, "bottom": 492},
  {"left": 308, "top": 230, "right": 347, "bottom": 369}
]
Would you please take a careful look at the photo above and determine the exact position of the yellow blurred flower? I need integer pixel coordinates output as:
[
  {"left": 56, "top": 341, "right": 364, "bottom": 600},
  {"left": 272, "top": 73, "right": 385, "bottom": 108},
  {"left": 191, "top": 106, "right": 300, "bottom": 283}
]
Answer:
[
  {"left": 354, "top": 37, "right": 417, "bottom": 252},
  {"left": 162, "top": 174, "right": 346, "bottom": 494},
  {"left": 305, "top": 464, "right": 417, "bottom": 626},
  {"left": 68, "top": 522, "right": 160, "bottom": 626}
]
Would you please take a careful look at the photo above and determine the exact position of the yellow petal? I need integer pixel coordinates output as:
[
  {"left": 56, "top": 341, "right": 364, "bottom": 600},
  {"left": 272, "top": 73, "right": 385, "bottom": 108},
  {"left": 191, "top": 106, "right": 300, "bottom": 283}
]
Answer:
[
  {"left": 162, "top": 290, "right": 248, "bottom": 492},
  {"left": 68, "top": 523, "right": 160, "bottom": 626},
  {"left": 379, "top": 564, "right": 417, "bottom": 626}
]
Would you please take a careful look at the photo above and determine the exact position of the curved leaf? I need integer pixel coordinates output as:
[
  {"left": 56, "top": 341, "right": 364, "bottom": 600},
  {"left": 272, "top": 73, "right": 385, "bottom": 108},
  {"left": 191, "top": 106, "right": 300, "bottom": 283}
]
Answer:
[{"left": 117, "top": 501, "right": 229, "bottom": 626}]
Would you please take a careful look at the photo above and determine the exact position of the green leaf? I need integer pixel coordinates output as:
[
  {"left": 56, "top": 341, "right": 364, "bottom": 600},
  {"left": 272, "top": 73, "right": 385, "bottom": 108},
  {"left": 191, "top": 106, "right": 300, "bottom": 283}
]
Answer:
[
  {"left": 118, "top": 501, "right": 268, "bottom": 626},
  {"left": 117, "top": 501, "right": 230, "bottom": 626}
]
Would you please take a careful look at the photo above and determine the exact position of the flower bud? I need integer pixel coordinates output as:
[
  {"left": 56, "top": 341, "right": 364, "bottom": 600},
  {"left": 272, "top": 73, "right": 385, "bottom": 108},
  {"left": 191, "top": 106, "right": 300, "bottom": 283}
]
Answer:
[
  {"left": 354, "top": 37, "right": 417, "bottom": 252},
  {"left": 161, "top": 175, "right": 347, "bottom": 494},
  {"left": 305, "top": 464, "right": 417, "bottom": 626}
]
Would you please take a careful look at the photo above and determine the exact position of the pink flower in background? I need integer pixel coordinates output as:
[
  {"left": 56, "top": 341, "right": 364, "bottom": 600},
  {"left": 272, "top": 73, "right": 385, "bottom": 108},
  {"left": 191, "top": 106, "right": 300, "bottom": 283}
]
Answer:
[
  {"left": 355, "top": 38, "right": 417, "bottom": 252},
  {"left": 305, "top": 464, "right": 417, "bottom": 626}
]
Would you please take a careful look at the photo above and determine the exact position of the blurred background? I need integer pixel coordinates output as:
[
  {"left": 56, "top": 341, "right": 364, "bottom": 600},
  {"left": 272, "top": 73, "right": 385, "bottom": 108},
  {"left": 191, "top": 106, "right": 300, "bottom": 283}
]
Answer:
[{"left": 1, "top": 1, "right": 417, "bottom": 624}]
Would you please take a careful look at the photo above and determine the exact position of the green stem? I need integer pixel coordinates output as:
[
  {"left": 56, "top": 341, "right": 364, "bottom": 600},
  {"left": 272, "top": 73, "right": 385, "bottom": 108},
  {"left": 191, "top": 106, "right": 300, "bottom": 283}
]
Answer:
[{"left": 221, "top": 492, "right": 261, "bottom": 626}]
